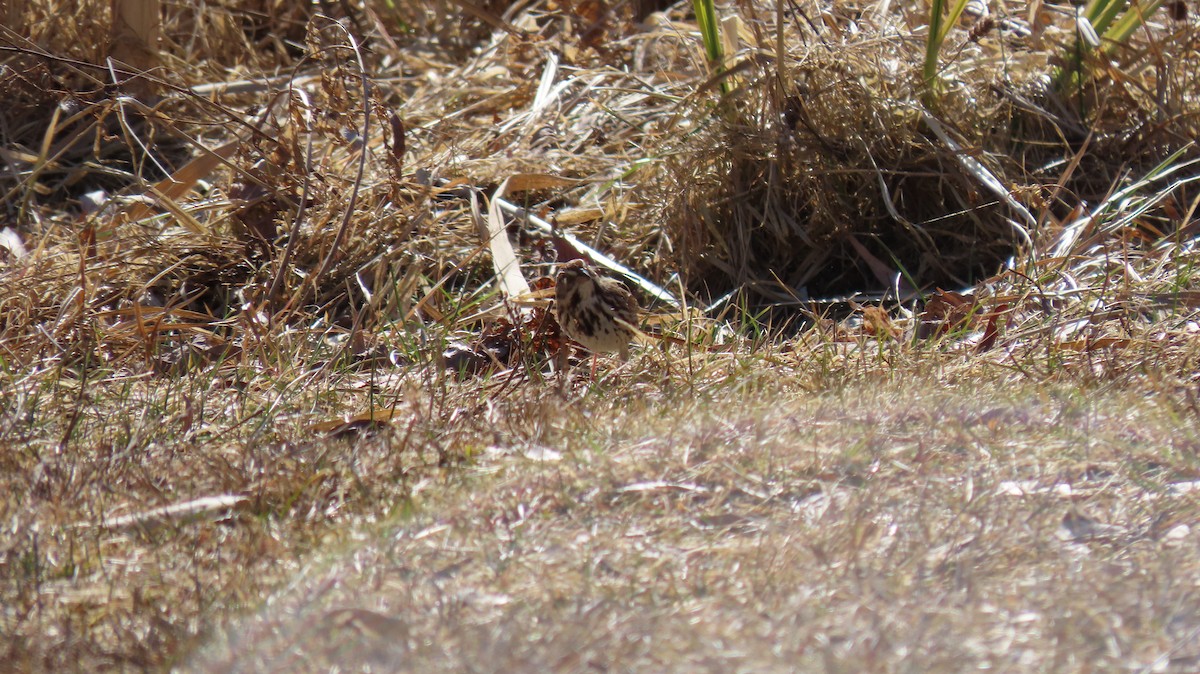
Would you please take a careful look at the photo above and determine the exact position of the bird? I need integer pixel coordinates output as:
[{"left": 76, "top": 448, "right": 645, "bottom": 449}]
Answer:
[{"left": 554, "top": 259, "right": 640, "bottom": 378}]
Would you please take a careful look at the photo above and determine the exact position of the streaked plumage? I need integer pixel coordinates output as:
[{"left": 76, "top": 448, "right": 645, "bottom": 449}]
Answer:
[{"left": 554, "top": 259, "right": 639, "bottom": 360}]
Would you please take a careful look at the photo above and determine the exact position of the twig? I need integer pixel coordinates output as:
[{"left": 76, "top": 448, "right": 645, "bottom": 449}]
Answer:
[
  {"left": 312, "top": 19, "right": 372, "bottom": 288},
  {"left": 267, "top": 88, "right": 315, "bottom": 302}
]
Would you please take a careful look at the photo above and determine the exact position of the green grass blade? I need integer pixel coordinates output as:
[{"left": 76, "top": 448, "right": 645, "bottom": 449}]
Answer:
[
  {"left": 923, "top": 0, "right": 972, "bottom": 103},
  {"left": 693, "top": 0, "right": 723, "bottom": 69},
  {"left": 1104, "top": 0, "right": 1164, "bottom": 48},
  {"left": 1091, "top": 0, "right": 1130, "bottom": 36}
]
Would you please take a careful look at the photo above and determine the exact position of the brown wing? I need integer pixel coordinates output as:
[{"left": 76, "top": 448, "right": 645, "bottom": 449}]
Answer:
[{"left": 597, "top": 277, "right": 639, "bottom": 323}]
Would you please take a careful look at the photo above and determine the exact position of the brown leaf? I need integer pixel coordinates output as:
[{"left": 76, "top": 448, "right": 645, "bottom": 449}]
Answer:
[
  {"left": 918, "top": 289, "right": 978, "bottom": 338},
  {"left": 389, "top": 111, "right": 405, "bottom": 170},
  {"left": 571, "top": 0, "right": 611, "bottom": 50},
  {"left": 553, "top": 207, "right": 605, "bottom": 226},
  {"left": 529, "top": 275, "right": 556, "bottom": 292},
  {"left": 862, "top": 306, "right": 901, "bottom": 339},
  {"left": 442, "top": 306, "right": 564, "bottom": 379},
  {"left": 975, "top": 303, "right": 1007, "bottom": 352},
  {"left": 502, "top": 173, "right": 581, "bottom": 193},
  {"left": 309, "top": 408, "right": 403, "bottom": 437},
  {"left": 119, "top": 140, "right": 240, "bottom": 224}
]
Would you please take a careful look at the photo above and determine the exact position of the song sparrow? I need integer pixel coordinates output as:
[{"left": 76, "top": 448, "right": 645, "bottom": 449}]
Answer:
[{"left": 554, "top": 259, "right": 639, "bottom": 375}]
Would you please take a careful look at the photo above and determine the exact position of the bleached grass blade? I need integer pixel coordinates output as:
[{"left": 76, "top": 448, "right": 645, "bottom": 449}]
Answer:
[
  {"left": 922, "top": 110, "right": 1035, "bottom": 250},
  {"left": 79, "top": 495, "right": 250, "bottom": 534},
  {"left": 480, "top": 177, "right": 532, "bottom": 299},
  {"left": 493, "top": 197, "right": 680, "bottom": 309},
  {"left": 1053, "top": 145, "right": 1198, "bottom": 258}
]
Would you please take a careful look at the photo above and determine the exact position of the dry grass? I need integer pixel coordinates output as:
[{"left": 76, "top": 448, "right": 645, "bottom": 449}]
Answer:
[
  {"left": 188, "top": 368, "right": 1200, "bottom": 673},
  {"left": 3, "top": 0, "right": 1200, "bottom": 671}
]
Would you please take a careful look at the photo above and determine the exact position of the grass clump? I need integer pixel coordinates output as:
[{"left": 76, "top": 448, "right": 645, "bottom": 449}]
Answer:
[{"left": 651, "top": 0, "right": 1198, "bottom": 309}]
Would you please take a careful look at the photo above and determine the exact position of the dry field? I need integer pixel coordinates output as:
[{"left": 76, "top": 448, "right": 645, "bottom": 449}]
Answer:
[{"left": 4, "top": 0, "right": 1200, "bottom": 671}]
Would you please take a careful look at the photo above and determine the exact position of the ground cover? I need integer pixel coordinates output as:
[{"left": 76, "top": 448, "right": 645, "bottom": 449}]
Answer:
[{"left": 3, "top": 1, "right": 1200, "bottom": 671}]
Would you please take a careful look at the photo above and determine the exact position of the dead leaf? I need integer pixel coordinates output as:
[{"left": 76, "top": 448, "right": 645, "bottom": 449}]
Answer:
[
  {"left": 388, "top": 111, "right": 405, "bottom": 173},
  {"left": 442, "top": 305, "right": 564, "bottom": 378},
  {"left": 553, "top": 207, "right": 605, "bottom": 226},
  {"left": 309, "top": 408, "right": 403, "bottom": 436},
  {"left": 1056, "top": 337, "right": 1132, "bottom": 352},
  {"left": 502, "top": 173, "right": 581, "bottom": 193},
  {"left": 551, "top": 232, "right": 588, "bottom": 264},
  {"left": 119, "top": 140, "right": 240, "bottom": 225},
  {"left": 975, "top": 303, "right": 1008, "bottom": 352},
  {"left": 862, "top": 306, "right": 901, "bottom": 339},
  {"left": 918, "top": 289, "right": 978, "bottom": 338}
]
